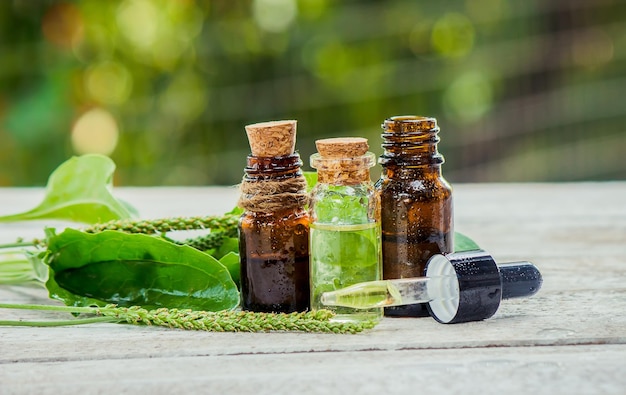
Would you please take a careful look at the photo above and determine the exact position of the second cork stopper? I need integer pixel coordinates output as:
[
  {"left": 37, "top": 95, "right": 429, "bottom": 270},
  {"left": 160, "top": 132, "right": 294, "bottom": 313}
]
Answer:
[
  {"left": 311, "top": 137, "right": 375, "bottom": 185},
  {"left": 245, "top": 120, "right": 297, "bottom": 157},
  {"left": 315, "top": 137, "right": 369, "bottom": 158}
]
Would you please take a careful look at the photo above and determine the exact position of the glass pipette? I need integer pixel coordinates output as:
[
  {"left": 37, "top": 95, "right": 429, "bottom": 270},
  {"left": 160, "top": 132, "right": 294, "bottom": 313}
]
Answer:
[{"left": 321, "top": 250, "right": 543, "bottom": 324}]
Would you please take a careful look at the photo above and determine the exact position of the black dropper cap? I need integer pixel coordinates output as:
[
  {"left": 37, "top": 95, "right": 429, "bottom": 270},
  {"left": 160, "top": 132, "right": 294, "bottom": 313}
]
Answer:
[{"left": 425, "top": 250, "right": 543, "bottom": 324}]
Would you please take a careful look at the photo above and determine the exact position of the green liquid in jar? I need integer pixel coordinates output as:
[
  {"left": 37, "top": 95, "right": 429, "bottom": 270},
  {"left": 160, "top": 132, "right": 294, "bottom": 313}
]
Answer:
[
  {"left": 321, "top": 280, "right": 404, "bottom": 309},
  {"left": 310, "top": 221, "right": 383, "bottom": 322}
]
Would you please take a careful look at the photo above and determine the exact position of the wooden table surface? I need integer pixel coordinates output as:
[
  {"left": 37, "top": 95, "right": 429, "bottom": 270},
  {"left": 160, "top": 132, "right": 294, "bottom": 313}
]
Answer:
[{"left": 0, "top": 183, "right": 625, "bottom": 394}]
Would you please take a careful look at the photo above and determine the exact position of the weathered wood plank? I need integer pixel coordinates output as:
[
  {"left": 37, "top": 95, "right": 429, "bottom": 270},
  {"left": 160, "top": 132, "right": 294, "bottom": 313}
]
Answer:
[
  {"left": 1, "top": 183, "right": 625, "bottom": 393},
  {"left": 0, "top": 286, "right": 624, "bottom": 363},
  {"left": 1, "top": 345, "right": 625, "bottom": 395}
]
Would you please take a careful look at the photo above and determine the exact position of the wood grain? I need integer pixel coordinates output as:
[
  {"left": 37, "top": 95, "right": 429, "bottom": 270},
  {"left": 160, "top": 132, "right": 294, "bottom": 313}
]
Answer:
[{"left": 1, "top": 183, "right": 624, "bottom": 394}]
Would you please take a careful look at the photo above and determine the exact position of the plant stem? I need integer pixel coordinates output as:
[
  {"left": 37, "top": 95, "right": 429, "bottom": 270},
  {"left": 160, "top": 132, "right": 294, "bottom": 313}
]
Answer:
[
  {"left": 0, "top": 303, "right": 97, "bottom": 313},
  {"left": 0, "top": 241, "right": 37, "bottom": 249},
  {"left": 0, "top": 253, "right": 39, "bottom": 285},
  {"left": 0, "top": 316, "right": 117, "bottom": 327},
  {"left": 0, "top": 303, "right": 378, "bottom": 333}
]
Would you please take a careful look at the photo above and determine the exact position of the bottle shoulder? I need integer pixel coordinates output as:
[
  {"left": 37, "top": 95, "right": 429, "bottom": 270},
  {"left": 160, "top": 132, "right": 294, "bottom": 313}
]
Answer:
[
  {"left": 377, "top": 175, "right": 452, "bottom": 192},
  {"left": 309, "top": 182, "right": 380, "bottom": 225},
  {"left": 311, "top": 182, "right": 377, "bottom": 198}
]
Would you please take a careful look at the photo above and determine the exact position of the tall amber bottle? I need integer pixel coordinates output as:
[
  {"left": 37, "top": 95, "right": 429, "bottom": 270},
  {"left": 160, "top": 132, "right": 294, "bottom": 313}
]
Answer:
[
  {"left": 238, "top": 120, "right": 310, "bottom": 313},
  {"left": 375, "top": 116, "right": 453, "bottom": 317}
]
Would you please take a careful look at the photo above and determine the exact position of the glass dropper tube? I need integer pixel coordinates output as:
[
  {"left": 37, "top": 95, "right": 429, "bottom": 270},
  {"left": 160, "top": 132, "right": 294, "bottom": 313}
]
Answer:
[
  {"left": 321, "top": 273, "right": 457, "bottom": 309},
  {"left": 321, "top": 251, "right": 543, "bottom": 324}
]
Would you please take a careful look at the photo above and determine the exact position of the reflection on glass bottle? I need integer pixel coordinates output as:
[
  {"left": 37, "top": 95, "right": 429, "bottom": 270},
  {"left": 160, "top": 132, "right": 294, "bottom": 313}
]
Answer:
[
  {"left": 238, "top": 120, "right": 310, "bottom": 313},
  {"left": 309, "top": 137, "right": 382, "bottom": 323},
  {"left": 375, "top": 116, "right": 453, "bottom": 317}
]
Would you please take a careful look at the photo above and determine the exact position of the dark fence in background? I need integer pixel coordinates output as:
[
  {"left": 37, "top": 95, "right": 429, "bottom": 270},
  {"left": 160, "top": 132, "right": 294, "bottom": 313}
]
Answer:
[{"left": 0, "top": 0, "right": 624, "bottom": 186}]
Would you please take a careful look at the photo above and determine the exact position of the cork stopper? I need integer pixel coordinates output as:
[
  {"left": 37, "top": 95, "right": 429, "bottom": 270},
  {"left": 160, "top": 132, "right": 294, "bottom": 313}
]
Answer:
[
  {"left": 245, "top": 120, "right": 297, "bottom": 157},
  {"left": 311, "top": 137, "right": 374, "bottom": 185},
  {"left": 315, "top": 137, "right": 369, "bottom": 158}
]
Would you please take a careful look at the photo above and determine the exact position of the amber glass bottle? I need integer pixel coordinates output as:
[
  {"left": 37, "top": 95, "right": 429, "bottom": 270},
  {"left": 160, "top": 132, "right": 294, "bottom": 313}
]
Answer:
[
  {"left": 375, "top": 116, "right": 453, "bottom": 317},
  {"left": 238, "top": 120, "right": 310, "bottom": 313}
]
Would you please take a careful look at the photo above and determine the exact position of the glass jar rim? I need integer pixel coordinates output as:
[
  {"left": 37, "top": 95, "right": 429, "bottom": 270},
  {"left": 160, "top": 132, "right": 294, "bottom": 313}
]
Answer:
[{"left": 310, "top": 151, "right": 376, "bottom": 170}]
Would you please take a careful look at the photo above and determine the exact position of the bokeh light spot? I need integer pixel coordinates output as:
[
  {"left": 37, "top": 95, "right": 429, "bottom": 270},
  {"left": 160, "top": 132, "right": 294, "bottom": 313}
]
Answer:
[
  {"left": 71, "top": 108, "right": 119, "bottom": 155},
  {"left": 253, "top": 0, "right": 298, "bottom": 33},
  {"left": 151, "top": 36, "right": 187, "bottom": 70},
  {"left": 85, "top": 61, "right": 133, "bottom": 105},
  {"left": 431, "top": 13, "right": 475, "bottom": 58},
  {"left": 443, "top": 71, "right": 493, "bottom": 122},
  {"left": 158, "top": 72, "right": 207, "bottom": 122},
  {"left": 304, "top": 39, "right": 352, "bottom": 85},
  {"left": 116, "top": 0, "right": 159, "bottom": 49}
]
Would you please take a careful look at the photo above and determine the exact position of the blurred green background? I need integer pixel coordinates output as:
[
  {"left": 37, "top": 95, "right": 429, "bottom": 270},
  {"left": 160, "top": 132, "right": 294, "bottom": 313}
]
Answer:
[{"left": 1, "top": 0, "right": 625, "bottom": 186}]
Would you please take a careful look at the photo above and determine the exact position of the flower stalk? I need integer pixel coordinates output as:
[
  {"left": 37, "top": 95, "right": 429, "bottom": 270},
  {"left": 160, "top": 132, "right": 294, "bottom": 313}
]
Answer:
[
  {"left": 0, "top": 303, "right": 377, "bottom": 334},
  {"left": 82, "top": 214, "right": 239, "bottom": 235}
]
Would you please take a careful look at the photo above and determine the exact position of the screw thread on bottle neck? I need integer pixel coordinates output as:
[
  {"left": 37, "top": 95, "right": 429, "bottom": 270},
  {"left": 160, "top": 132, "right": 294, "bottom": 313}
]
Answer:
[
  {"left": 244, "top": 154, "right": 303, "bottom": 180},
  {"left": 379, "top": 115, "right": 444, "bottom": 167}
]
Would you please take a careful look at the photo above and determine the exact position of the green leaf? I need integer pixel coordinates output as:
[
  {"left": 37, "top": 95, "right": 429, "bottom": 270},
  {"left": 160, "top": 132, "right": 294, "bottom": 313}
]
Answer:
[
  {"left": 0, "top": 154, "right": 137, "bottom": 224},
  {"left": 44, "top": 228, "right": 239, "bottom": 311},
  {"left": 313, "top": 185, "right": 370, "bottom": 225},
  {"left": 226, "top": 206, "right": 244, "bottom": 216},
  {"left": 211, "top": 237, "right": 239, "bottom": 260},
  {"left": 218, "top": 252, "right": 240, "bottom": 288},
  {"left": 25, "top": 250, "right": 49, "bottom": 283},
  {"left": 303, "top": 171, "right": 318, "bottom": 192},
  {"left": 454, "top": 232, "right": 480, "bottom": 252}
]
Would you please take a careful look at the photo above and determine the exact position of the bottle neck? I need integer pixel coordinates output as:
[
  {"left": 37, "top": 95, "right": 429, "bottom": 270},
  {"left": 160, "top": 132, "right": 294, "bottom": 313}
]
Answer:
[
  {"left": 244, "top": 154, "right": 303, "bottom": 180},
  {"left": 310, "top": 152, "right": 375, "bottom": 186},
  {"left": 380, "top": 115, "right": 444, "bottom": 168},
  {"left": 317, "top": 168, "right": 371, "bottom": 185},
  {"left": 239, "top": 153, "right": 308, "bottom": 213}
]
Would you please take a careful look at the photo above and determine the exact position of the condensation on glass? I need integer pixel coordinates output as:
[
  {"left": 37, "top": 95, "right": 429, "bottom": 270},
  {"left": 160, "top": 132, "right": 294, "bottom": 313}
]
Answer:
[{"left": 375, "top": 116, "right": 453, "bottom": 317}]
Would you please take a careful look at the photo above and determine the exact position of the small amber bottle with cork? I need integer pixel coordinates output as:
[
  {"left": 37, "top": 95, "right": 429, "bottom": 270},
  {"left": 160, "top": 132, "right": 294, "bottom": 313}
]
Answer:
[
  {"left": 309, "top": 137, "right": 382, "bottom": 322},
  {"left": 375, "top": 116, "right": 453, "bottom": 317},
  {"left": 237, "top": 120, "right": 310, "bottom": 313}
]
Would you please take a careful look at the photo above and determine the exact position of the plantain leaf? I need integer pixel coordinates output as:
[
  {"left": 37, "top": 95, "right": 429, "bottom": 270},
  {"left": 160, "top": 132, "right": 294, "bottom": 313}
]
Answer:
[
  {"left": 454, "top": 232, "right": 481, "bottom": 252},
  {"left": 0, "top": 154, "right": 137, "bottom": 224},
  {"left": 218, "top": 251, "right": 240, "bottom": 289},
  {"left": 303, "top": 171, "right": 318, "bottom": 192},
  {"left": 210, "top": 237, "right": 239, "bottom": 260},
  {"left": 44, "top": 228, "right": 240, "bottom": 311}
]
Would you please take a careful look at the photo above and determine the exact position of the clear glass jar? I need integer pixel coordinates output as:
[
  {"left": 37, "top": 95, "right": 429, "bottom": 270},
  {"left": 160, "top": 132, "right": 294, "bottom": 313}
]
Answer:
[{"left": 309, "top": 138, "right": 382, "bottom": 323}]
